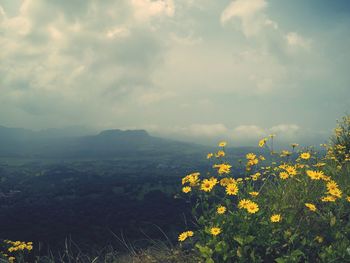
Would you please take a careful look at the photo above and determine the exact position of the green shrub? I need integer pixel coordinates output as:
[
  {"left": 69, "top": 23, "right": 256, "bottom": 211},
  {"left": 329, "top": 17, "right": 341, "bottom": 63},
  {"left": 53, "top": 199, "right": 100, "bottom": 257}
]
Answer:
[{"left": 179, "top": 117, "right": 350, "bottom": 262}]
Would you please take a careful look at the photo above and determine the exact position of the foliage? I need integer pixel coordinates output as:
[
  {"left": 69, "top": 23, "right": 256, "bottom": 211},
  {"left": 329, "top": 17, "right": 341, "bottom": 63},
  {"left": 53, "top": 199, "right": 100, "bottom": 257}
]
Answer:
[
  {"left": 179, "top": 115, "right": 350, "bottom": 262},
  {"left": 0, "top": 240, "right": 33, "bottom": 263},
  {"left": 327, "top": 115, "right": 350, "bottom": 164}
]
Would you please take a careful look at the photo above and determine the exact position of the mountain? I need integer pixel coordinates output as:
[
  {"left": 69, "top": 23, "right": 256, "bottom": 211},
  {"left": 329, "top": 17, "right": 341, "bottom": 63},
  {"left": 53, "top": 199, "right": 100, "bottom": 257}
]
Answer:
[
  {"left": 0, "top": 125, "right": 265, "bottom": 159},
  {"left": 0, "top": 126, "right": 211, "bottom": 159}
]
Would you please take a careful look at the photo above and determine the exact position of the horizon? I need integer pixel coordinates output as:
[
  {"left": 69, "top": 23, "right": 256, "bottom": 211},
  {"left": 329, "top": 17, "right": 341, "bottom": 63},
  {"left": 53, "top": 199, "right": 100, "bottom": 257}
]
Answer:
[{"left": 0, "top": 122, "right": 330, "bottom": 148}]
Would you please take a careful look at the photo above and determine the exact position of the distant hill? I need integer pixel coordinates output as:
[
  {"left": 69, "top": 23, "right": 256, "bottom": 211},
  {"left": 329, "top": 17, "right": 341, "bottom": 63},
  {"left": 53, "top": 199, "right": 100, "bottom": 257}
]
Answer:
[{"left": 0, "top": 125, "right": 263, "bottom": 159}]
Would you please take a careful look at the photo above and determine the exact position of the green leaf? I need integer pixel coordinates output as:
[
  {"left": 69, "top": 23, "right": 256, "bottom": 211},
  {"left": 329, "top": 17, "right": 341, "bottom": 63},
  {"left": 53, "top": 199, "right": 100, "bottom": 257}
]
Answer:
[
  {"left": 245, "top": 235, "right": 255, "bottom": 244},
  {"left": 275, "top": 257, "right": 286, "bottom": 263},
  {"left": 234, "top": 236, "right": 244, "bottom": 245},
  {"left": 198, "top": 216, "right": 205, "bottom": 225},
  {"left": 330, "top": 216, "right": 336, "bottom": 227},
  {"left": 215, "top": 241, "right": 228, "bottom": 253},
  {"left": 195, "top": 244, "right": 213, "bottom": 258},
  {"left": 290, "top": 249, "right": 305, "bottom": 260}
]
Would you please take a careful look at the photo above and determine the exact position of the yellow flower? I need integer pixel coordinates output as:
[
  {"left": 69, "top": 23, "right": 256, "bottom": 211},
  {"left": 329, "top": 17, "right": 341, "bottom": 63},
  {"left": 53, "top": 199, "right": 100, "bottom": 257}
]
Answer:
[
  {"left": 321, "top": 195, "right": 337, "bottom": 202},
  {"left": 346, "top": 196, "right": 350, "bottom": 202},
  {"left": 217, "top": 206, "right": 226, "bottom": 214},
  {"left": 306, "top": 170, "right": 324, "bottom": 180},
  {"left": 259, "top": 155, "right": 266, "bottom": 161},
  {"left": 213, "top": 163, "right": 232, "bottom": 175},
  {"left": 246, "top": 153, "right": 256, "bottom": 160},
  {"left": 280, "top": 150, "right": 292, "bottom": 157},
  {"left": 186, "top": 231, "right": 194, "bottom": 237},
  {"left": 200, "top": 179, "right": 216, "bottom": 192},
  {"left": 251, "top": 172, "right": 261, "bottom": 181},
  {"left": 326, "top": 181, "right": 339, "bottom": 192},
  {"left": 300, "top": 152, "right": 311, "bottom": 160},
  {"left": 246, "top": 201, "right": 259, "bottom": 214},
  {"left": 305, "top": 203, "right": 317, "bottom": 212},
  {"left": 328, "top": 188, "right": 342, "bottom": 198},
  {"left": 182, "top": 172, "right": 200, "bottom": 186},
  {"left": 220, "top": 177, "right": 236, "bottom": 186},
  {"left": 8, "top": 257, "right": 15, "bottom": 263},
  {"left": 207, "top": 153, "right": 214, "bottom": 159},
  {"left": 296, "top": 163, "right": 306, "bottom": 169},
  {"left": 321, "top": 175, "right": 331, "bottom": 181},
  {"left": 291, "top": 143, "right": 299, "bottom": 148},
  {"left": 249, "top": 191, "right": 259, "bottom": 197},
  {"left": 226, "top": 183, "right": 239, "bottom": 195},
  {"left": 178, "top": 231, "right": 193, "bottom": 242},
  {"left": 315, "top": 236, "right": 324, "bottom": 243},
  {"left": 314, "top": 162, "right": 326, "bottom": 167},
  {"left": 210, "top": 227, "right": 221, "bottom": 236},
  {"left": 247, "top": 158, "right": 259, "bottom": 166},
  {"left": 238, "top": 199, "right": 251, "bottom": 209},
  {"left": 285, "top": 166, "right": 297, "bottom": 176},
  {"left": 279, "top": 172, "right": 289, "bottom": 180},
  {"left": 270, "top": 214, "right": 282, "bottom": 223},
  {"left": 215, "top": 150, "right": 225, "bottom": 158},
  {"left": 182, "top": 186, "right": 191, "bottom": 193},
  {"left": 219, "top": 141, "right": 227, "bottom": 147},
  {"left": 258, "top": 138, "right": 267, "bottom": 147}
]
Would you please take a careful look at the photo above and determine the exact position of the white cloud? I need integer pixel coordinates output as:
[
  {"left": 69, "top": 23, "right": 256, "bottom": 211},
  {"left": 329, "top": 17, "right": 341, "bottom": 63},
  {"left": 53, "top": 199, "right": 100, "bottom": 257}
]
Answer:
[
  {"left": 149, "top": 123, "right": 229, "bottom": 138},
  {"left": 0, "top": 0, "right": 174, "bottom": 128},
  {"left": 270, "top": 124, "right": 300, "bottom": 133},
  {"left": 221, "top": 0, "right": 267, "bottom": 24},
  {"left": 233, "top": 125, "right": 266, "bottom": 139},
  {"left": 221, "top": 0, "right": 273, "bottom": 37},
  {"left": 285, "top": 32, "right": 311, "bottom": 49},
  {"left": 186, "top": 124, "right": 229, "bottom": 137},
  {"left": 137, "top": 90, "right": 175, "bottom": 105},
  {"left": 106, "top": 26, "right": 130, "bottom": 39},
  {"left": 131, "top": 0, "right": 175, "bottom": 22},
  {"left": 232, "top": 124, "right": 301, "bottom": 143}
]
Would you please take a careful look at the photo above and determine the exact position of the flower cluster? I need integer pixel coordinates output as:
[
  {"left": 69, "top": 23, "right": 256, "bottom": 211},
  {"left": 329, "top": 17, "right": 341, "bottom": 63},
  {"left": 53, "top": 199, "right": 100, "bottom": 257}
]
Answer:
[
  {"left": 178, "top": 231, "right": 194, "bottom": 242},
  {"left": 178, "top": 117, "right": 350, "bottom": 262},
  {"left": 1, "top": 240, "right": 33, "bottom": 263}
]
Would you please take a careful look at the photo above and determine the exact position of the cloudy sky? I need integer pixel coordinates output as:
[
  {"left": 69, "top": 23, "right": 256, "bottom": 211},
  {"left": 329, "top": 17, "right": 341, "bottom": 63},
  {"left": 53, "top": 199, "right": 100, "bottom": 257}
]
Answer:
[{"left": 1, "top": 0, "right": 349, "bottom": 146}]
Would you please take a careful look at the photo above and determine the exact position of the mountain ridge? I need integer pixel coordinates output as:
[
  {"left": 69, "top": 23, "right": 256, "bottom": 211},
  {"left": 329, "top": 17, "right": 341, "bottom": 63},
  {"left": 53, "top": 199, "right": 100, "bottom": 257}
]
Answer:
[{"left": 0, "top": 125, "right": 262, "bottom": 159}]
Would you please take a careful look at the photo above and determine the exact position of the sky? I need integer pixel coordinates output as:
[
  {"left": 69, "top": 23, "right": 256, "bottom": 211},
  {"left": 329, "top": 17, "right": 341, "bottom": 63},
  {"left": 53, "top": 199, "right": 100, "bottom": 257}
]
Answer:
[{"left": 0, "top": 0, "right": 350, "bottom": 146}]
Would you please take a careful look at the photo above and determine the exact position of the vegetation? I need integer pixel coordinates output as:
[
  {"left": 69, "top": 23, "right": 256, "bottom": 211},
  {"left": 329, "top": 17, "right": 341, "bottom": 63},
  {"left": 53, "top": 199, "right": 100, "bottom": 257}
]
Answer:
[
  {"left": 1, "top": 116, "right": 350, "bottom": 262},
  {"left": 179, "top": 115, "right": 350, "bottom": 262}
]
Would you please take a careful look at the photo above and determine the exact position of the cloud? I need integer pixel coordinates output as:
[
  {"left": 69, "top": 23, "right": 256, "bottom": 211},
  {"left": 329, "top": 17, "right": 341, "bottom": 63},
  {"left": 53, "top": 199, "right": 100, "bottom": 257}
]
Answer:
[
  {"left": 0, "top": 0, "right": 172, "bottom": 128},
  {"left": 285, "top": 32, "right": 311, "bottom": 49},
  {"left": 0, "top": 0, "right": 348, "bottom": 146},
  {"left": 136, "top": 89, "right": 175, "bottom": 105},
  {"left": 233, "top": 125, "right": 266, "bottom": 139},
  {"left": 156, "top": 123, "right": 229, "bottom": 138},
  {"left": 221, "top": 0, "right": 267, "bottom": 24},
  {"left": 186, "top": 124, "right": 229, "bottom": 137},
  {"left": 131, "top": 0, "right": 175, "bottom": 22},
  {"left": 144, "top": 122, "right": 328, "bottom": 147},
  {"left": 232, "top": 124, "right": 301, "bottom": 141},
  {"left": 145, "top": 123, "right": 231, "bottom": 145},
  {"left": 220, "top": 0, "right": 309, "bottom": 54},
  {"left": 221, "top": 0, "right": 273, "bottom": 37}
]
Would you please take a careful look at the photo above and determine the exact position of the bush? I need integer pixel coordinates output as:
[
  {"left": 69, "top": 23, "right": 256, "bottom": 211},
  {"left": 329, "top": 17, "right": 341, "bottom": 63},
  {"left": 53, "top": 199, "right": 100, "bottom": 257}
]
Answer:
[{"left": 179, "top": 116, "right": 350, "bottom": 262}]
